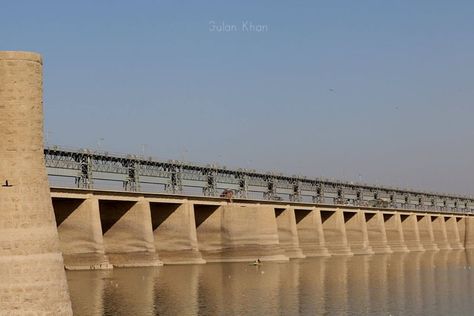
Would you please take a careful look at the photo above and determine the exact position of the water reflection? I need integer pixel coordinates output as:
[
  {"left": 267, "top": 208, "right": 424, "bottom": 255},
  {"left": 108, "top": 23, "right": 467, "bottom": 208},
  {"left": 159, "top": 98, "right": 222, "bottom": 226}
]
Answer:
[{"left": 67, "top": 250, "right": 474, "bottom": 315}]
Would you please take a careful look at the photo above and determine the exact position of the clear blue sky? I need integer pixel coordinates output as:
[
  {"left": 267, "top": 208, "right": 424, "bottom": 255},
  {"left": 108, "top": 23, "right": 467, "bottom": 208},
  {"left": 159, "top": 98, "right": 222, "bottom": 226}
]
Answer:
[{"left": 2, "top": 1, "right": 474, "bottom": 195}]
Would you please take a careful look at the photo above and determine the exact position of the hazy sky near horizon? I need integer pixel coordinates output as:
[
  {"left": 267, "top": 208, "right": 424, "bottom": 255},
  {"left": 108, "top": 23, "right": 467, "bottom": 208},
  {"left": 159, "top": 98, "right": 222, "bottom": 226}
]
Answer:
[{"left": 2, "top": 1, "right": 474, "bottom": 195}]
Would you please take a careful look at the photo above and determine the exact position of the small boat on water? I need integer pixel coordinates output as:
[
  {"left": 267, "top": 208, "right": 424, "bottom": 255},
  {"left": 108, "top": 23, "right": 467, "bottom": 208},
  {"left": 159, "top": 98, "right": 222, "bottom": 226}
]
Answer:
[{"left": 249, "top": 259, "right": 262, "bottom": 266}]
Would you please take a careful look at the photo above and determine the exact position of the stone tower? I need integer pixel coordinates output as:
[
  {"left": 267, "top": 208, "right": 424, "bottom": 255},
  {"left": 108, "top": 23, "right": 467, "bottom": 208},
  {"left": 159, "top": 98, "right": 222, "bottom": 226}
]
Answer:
[{"left": 0, "top": 51, "right": 72, "bottom": 314}]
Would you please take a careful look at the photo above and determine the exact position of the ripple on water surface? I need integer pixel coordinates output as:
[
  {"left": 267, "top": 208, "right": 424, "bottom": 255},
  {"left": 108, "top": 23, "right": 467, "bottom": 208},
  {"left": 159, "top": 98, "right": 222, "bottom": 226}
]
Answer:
[{"left": 66, "top": 250, "right": 474, "bottom": 316}]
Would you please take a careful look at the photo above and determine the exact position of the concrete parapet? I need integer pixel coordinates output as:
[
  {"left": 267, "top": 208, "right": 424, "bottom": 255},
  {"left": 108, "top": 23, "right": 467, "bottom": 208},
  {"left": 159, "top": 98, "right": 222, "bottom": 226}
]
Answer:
[
  {"left": 400, "top": 214, "right": 424, "bottom": 252},
  {"left": 54, "top": 196, "right": 112, "bottom": 270},
  {"left": 294, "top": 208, "right": 330, "bottom": 257},
  {"left": 196, "top": 204, "right": 288, "bottom": 262},
  {"left": 416, "top": 215, "right": 439, "bottom": 251},
  {"left": 431, "top": 216, "right": 451, "bottom": 250},
  {"left": 99, "top": 198, "right": 162, "bottom": 267},
  {"left": 0, "top": 51, "right": 72, "bottom": 314},
  {"left": 383, "top": 213, "right": 409, "bottom": 252},
  {"left": 444, "top": 216, "right": 463, "bottom": 249},
  {"left": 364, "top": 211, "right": 392, "bottom": 254},
  {"left": 343, "top": 210, "right": 374, "bottom": 255},
  {"left": 274, "top": 207, "right": 306, "bottom": 258},
  {"left": 320, "top": 209, "right": 353, "bottom": 255},
  {"left": 464, "top": 216, "right": 474, "bottom": 249},
  {"left": 151, "top": 201, "right": 205, "bottom": 264}
]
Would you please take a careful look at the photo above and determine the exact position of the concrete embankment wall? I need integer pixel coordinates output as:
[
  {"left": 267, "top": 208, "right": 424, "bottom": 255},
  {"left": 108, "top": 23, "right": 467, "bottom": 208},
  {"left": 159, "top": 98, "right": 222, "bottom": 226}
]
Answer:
[{"left": 50, "top": 190, "right": 474, "bottom": 269}]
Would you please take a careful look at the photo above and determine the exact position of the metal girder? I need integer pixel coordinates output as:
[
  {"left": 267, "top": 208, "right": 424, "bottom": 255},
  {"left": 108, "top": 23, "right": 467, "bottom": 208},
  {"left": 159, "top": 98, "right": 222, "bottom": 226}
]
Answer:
[{"left": 44, "top": 146, "right": 474, "bottom": 214}]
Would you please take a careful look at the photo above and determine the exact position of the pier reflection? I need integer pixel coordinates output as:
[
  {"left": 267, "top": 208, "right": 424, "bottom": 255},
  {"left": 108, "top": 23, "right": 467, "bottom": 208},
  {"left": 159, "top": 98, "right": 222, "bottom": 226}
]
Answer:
[{"left": 67, "top": 250, "right": 474, "bottom": 315}]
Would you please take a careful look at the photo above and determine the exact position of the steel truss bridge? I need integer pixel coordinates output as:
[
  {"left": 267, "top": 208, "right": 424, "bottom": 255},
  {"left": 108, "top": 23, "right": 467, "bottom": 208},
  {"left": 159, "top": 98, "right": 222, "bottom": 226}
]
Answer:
[{"left": 45, "top": 146, "right": 474, "bottom": 214}]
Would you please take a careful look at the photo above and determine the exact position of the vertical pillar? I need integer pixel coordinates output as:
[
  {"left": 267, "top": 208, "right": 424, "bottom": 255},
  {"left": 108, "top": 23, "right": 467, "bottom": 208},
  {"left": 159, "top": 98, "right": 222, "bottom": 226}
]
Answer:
[
  {"left": 365, "top": 211, "right": 392, "bottom": 254},
  {"left": 0, "top": 51, "right": 72, "bottom": 314},
  {"left": 383, "top": 213, "right": 409, "bottom": 252},
  {"left": 320, "top": 209, "right": 353, "bottom": 255},
  {"left": 464, "top": 216, "right": 474, "bottom": 249},
  {"left": 294, "top": 208, "right": 330, "bottom": 257},
  {"left": 100, "top": 198, "right": 162, "bottom": 267},
  {"left": 198, "top": 204, "right": 287, "bottom": 262},
  {"left": 274, "top": 207, "right": 305, "bottom": 258},
  {"left": 444, "top": 216, "right": 463, "bottom": 249},
  {"left": 56, "top": 196, "right": 112, "bottom": 269},
  {"left": 400, "top": 214, "right": 424, "bottom": 252},
  {"left": 194, "top": 204, "right": 223, "bottom": 260},
  {"left": 431, "top": 216, "right": 451, "bottom": 250},
  {"left": 456, "top": 217, "right": 466, "bottom": 247},
  {"left": 151, "top": 201, "right": 205, "bottom": 264},
  {"left": 344, "top": 211, "right": 373, "bottom": 255},
  {"left": 416, "top": 215, "right": 439, "bottom": 251}
]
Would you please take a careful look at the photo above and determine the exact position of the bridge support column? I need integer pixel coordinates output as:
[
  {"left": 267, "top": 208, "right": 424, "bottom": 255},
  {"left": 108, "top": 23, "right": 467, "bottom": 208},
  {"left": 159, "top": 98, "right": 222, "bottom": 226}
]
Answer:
[
  {"left": 344, "top": 210, "right": 373, "bottom": 255},
  {"left": 275, "top": 207, "right": 306, "bottom": 258},
  {"left": 464, "top": 216, "right": 474, "bottom": 249},
  {"left": 400, "top": 214, "right": 424, "bottom": 251},
  {"left": 320, "top": 209, "right": 353, "bottom": 255},
  {"left": 383, "top": 213, "right": 409, "bottom": 252},
  {"left": 431, "top": 216, "right": 451, "bottom": 250},
  {"left": 100, "top": 198, "right": 162, "bottom": 267},
  {"left": 196, "top": 204, "right": 288, "bottom": 262},
  {"left": 444, "top": 216, "right": 463, "bottom": 249},
  {"left": 0, "top": 51, "right": 72, "bottom": 314},
  {"left": 151, "top": 201, "right": 205, "bottom": 264},
  {"left": 294, "top": 208, "right": 329, "bottom": 257},
  {"left": 416, "top": 215, "right": 439, "bottom": 251},
  {"left": 365, "top": 211, "right": 392, "bottom": 254},
  {"left": 54, "top": 196, "right": 112, "bottom": 270},
  {"left": 456, "top": 217, "right": 466, "bottom": 247}
]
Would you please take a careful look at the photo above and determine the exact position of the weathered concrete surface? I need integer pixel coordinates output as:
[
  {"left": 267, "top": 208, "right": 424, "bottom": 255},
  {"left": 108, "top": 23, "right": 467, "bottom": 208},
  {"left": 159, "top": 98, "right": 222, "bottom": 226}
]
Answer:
[
  {"left": 456, "top": 217, "right": 466, "bottom": 247},
  {"left": 99, "top": 198, "right": 162, "bottom": 267},
  {"left": 400, "top": 214, "right": 424, "bottom": 251},
  {"left": 294, "top": 208, "right": 329, "bottom": 257},
  {"left": 196, "top": 204, "right": 288, "bottom": 262},
  {"left": 151, "top": 200, "right": 205, "bottom": 264},
  {"left": 344, "top": 211, "right": 373, "bottom": 255},
  {"left": 416, "top": 215, "right": 439, "bottom": 251},
  {"left": 364, "top": 211, "right": 392, "bottom": 254},
  {"left": 274, "top": 207, "right": 305, "bottom": 258},
  {"left": 444, "top": 216, "right": 463, "bottom": 250},
  {"left": 464, "top": 217, "right": 474, "bottom": 249},
  {"left": 54, "top": 196, "right": 112, "bottom": 270},
  {"left": 383, "top": 213, "right": 409, "bottom": 252},
  {"left": 431, "top": 216, "right": 451, "bottom": 250},
  {"left": 320, "top": 209, "right": 353, "bottom": 255},
  {"left": 0, "top": 51, "right": 72, "bottom": 314}
]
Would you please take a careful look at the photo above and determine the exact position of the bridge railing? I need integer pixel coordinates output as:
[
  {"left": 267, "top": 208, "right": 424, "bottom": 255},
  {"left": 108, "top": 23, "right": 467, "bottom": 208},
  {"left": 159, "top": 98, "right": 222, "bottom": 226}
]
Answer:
[{"left": 44, "top": 145, "right": 474, "bottom": 214}]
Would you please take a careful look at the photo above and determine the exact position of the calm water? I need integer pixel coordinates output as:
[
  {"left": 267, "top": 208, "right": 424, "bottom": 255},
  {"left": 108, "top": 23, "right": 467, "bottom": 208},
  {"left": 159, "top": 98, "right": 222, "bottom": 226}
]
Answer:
[{"left": 67, "top": 250, "right": 474, "bottom": 315}]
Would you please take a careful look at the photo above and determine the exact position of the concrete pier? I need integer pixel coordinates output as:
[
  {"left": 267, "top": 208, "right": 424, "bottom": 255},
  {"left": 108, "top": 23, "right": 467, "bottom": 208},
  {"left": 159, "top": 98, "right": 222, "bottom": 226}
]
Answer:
[
  {"left": 320, "top": 209, "right": 353, "bottom": 255},
  {"left": 431, "top": 216, "right": 451, "bottom": 250},
  {"left": 400, "top": 214, "right": 424, "bottom": 251},
  {"left": 99, "top": 198, "right": 162, "bottom": 267},
  {"left": 294, "top": 208, "right": 330, "bottom": 257},
  {"left": 464, "top": 217, "right": 474, "bottom": 249},
  {"left": 365, "top": 211, "right": 392, "bottom": 254},
  {"left": 0, "top": 51, "right": 72, "bottom": 314},
  {"left": 196, "top": 204, "right": 288, "bottom": 262},
  {"left": 416, "top": 215, "right": 439, "bottom": 251},
  {"left": 151, "top": 200, "right": 205, "bottom": 264},
  {"left": 54, "top": 196, "right": 112, "bottom": 270},
  {"left": 344, "top": 211, "right": 374, "bottom": 255},
  {"left": 275, "top": 207, "right": 306, "bottom": 258},
  {"left": 444, "top": 216, "right": 463, "bottom": 250},
  {"left": 383, "top": 213, "right": 409, "bottom": 252}
]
